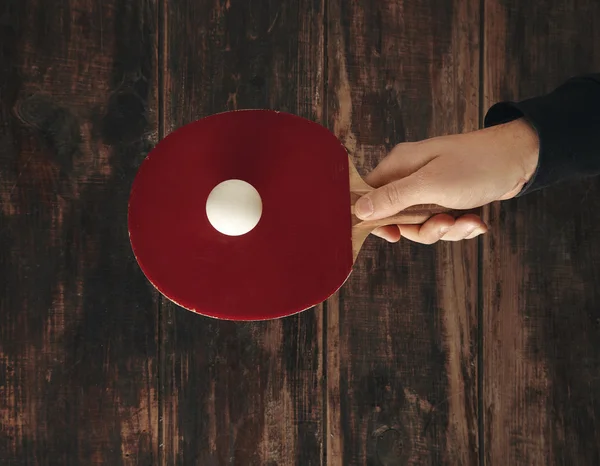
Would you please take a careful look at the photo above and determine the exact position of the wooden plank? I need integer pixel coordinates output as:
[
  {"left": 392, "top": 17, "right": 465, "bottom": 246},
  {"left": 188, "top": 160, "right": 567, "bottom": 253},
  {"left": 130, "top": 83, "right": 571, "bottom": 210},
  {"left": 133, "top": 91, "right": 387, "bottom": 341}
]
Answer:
[
  {"left": 161, "top": 0, "right": 325, "bottom": 464},
  {"left": 483, "top": 1, "right": 600, "bottom": 464},
  {"left": 0, "top": 0, "right": 159, "bottom": 464},
  {"left": 325, "top": 0, "right": 480, "bottom": 464}
]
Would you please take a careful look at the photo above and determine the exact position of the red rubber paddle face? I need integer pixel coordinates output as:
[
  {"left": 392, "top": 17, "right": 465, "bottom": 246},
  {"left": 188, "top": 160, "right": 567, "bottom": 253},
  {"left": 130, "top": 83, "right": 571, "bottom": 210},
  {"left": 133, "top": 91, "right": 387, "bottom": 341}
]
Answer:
[{"left": 128, "top": 110, "right": 353, "bottom": 320}]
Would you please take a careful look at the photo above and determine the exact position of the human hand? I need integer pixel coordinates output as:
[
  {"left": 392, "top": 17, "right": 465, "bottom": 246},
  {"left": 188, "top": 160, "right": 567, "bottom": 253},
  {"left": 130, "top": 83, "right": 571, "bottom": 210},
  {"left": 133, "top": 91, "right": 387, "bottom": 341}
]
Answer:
[{"left": 354, "top": 118, "right": 539, "bottom": 244}]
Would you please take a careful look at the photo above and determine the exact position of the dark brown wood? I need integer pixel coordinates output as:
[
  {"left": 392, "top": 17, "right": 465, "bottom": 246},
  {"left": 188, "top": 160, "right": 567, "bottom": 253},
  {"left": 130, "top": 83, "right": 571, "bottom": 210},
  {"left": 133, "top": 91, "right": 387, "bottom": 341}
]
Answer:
[
  {"left": 6, "top": 0, "right": 600, "bottom": 464},
  {"left": 325, "top": 0, "right": 480, "bottom": 464},
  {"left": 483, "top": 1, "right": 600, "bottom": 464},
  {"left": 161, "top": 1, "right": 325, "bottom": 464},
  {"left": 0, "top": 0, "right": 159, "bottom": 464}
]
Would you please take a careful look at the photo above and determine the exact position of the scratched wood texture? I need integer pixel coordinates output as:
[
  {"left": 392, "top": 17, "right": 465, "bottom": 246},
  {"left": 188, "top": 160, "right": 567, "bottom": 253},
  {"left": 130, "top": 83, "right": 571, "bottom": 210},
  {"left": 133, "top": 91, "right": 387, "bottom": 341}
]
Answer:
[
  {"left": 160, "top": 0, "right": 326, "bottom": 464},
  {"left": 4, "top": 0, "right": 600, "bottom": 465},
  {"left": 483, "top": 0, "right": 600, "bottom": 464},
  {"left": 325, "top": 0, "right": 480, "bottom": 464},
  {"left": 0, "top": 0, "right": 160, "bottom": 465}
]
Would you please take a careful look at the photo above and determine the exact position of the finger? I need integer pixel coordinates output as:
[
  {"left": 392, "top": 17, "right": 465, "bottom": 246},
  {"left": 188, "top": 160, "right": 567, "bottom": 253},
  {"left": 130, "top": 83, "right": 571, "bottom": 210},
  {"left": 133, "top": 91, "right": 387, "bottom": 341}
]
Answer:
[
  {"left": 371, "top": 225, "right": 401, "bottom": 243},
  {"left": 354, "top": 171, "right": 439, "bottom": 220},
  {"left": 439, "top": 214, "right": 487, "bottom": 241},
  {"left": 398, "top": 214, "right": 456, "bottom": 244},
  {"left": 364, "top": 141, "right": 438, "bottom": 188},
  {"left": 465, "top": 225, "right": 488, "bottom": 239}
]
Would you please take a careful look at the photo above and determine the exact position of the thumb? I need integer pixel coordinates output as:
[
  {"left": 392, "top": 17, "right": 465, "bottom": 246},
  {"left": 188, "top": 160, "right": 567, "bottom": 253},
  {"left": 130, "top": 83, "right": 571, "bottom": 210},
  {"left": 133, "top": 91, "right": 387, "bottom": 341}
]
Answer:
[{"left": 354, "top": 173, "right": 436, "bottom": 220}]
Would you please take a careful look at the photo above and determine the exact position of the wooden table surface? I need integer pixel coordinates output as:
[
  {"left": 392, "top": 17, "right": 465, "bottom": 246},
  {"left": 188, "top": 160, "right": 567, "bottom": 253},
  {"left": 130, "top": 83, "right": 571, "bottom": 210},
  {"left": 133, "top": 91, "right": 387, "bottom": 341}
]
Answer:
[{"left": 1, "top": 0, "right": 599, "bottom": 465}]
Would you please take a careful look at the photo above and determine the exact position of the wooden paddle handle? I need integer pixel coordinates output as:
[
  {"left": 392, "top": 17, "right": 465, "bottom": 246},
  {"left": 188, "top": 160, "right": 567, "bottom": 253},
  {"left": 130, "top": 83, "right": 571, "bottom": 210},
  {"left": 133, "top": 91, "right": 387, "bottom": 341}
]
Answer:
[{"left": 355, "top": 204, "right": 463, "bottom": 228}]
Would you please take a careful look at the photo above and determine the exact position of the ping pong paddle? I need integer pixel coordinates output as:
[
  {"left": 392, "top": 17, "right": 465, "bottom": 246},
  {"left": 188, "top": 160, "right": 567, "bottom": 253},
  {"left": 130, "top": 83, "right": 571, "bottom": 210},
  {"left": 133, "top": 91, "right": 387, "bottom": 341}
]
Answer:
[{"left": 128, "top": 110, "right": 456, "bottom": 320}]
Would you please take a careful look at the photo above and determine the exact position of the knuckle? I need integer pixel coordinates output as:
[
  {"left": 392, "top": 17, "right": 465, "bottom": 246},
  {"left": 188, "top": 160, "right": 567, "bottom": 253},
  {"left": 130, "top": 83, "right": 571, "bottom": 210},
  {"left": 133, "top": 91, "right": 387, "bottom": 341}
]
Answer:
[{"left": 383, "top": 185, "right": 400, "bottom": 207}]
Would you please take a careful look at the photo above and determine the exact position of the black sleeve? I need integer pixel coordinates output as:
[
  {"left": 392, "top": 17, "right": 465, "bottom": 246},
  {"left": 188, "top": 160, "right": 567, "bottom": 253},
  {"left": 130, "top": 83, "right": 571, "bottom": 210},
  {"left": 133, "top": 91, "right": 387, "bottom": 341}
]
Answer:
[{"left": 484, "top": 74, "right": 600, "bottom": 195}]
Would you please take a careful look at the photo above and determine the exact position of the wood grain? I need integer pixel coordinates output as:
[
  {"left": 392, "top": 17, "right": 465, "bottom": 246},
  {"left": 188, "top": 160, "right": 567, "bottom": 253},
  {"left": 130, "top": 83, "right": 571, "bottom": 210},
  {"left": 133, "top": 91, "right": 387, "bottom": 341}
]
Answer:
[
  {"left": 161, "top": 0, "right": 325, "bottom": 464},
  {"left": 483, "top": 0, "right": 600, "bottom": 464},
  {"left": 0, "top": 0, "right": 159, "bottom": 464},
  {"left": 4, "top": 0, "right": 599, "bottom": 464},
  {"left": 326, "top": 0, "right": 480, "bottom": 464}
]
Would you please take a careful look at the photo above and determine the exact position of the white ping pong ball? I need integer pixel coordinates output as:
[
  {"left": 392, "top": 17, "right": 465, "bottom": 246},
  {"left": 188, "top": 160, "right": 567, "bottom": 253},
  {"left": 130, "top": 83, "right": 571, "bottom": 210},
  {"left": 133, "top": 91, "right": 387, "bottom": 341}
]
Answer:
[{"left": 205, "top": 179, "right": 263, "bottom": 236}]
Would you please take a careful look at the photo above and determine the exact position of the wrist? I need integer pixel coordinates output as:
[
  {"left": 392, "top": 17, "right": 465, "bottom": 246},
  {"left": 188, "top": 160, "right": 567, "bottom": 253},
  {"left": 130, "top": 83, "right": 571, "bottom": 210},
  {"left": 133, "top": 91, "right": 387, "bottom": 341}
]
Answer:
[{"left": 504, "top": 117, "right": 540, "bottom": 185}]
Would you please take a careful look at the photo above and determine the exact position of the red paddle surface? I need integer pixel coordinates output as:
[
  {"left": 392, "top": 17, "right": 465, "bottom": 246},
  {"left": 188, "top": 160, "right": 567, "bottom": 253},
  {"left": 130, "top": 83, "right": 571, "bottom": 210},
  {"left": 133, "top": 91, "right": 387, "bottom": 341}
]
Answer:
[{"left": 128, "top": 110, "right": 353, "bottom": 320}]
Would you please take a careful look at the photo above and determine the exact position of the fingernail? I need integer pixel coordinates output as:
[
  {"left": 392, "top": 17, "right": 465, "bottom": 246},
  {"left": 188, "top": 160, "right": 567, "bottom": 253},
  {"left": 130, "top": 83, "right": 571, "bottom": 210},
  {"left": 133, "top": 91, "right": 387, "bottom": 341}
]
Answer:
[
  {"left": 355, "top": 197, "right": 373, "bottom": 218},
  {"left": 466, "top": 227, "right": 486, "bottom": 239}
]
